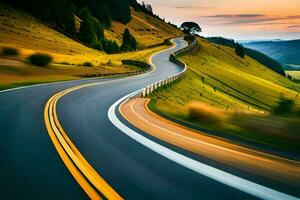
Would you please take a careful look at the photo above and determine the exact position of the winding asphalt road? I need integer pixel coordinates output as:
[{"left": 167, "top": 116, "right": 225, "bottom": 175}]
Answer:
[{"left": 1, "top": 38, "right": 298, "bottom": 200}]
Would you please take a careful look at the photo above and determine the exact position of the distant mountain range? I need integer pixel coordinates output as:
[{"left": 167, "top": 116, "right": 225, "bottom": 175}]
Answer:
[{"left": 243, "top": 39, "right": 300, "bottom": 70}]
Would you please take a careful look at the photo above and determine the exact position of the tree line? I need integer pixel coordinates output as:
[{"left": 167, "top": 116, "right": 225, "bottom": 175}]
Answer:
[{"left": 5, "top": 0, "right": 138, "bottom": 53}]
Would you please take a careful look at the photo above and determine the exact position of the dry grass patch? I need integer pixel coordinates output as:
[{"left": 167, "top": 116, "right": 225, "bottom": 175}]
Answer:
[{"left": 187, "top": 101, "right": 228, "bottom": 125}]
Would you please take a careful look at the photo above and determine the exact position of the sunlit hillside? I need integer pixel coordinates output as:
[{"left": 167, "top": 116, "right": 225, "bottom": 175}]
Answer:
[
  {"left": 0, "top": 4, "right": 180, "bottom": 63},
  {"left": 0, "top": 3, "right": 181, "bottom": 89},
  {"left": 150, "top": 38, "right": 300, "bottom": 114},
  {"left": 149, "top": 37, "right": 300, "bottom": 150},
  {"left": 105, "top": 8, "right": 182, "bottom": 47}
]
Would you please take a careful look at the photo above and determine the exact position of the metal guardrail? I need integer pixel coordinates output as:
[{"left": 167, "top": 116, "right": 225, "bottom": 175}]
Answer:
[
  {"left": 83, "top": 59, "right": 153, "bottom": 78},
  {"left": 141, "top": 38, "right": 198, "bottom": 97}
]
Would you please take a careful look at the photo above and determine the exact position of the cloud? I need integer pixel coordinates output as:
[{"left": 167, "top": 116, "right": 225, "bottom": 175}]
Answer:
[
  {"left": 174, "top": 6, "right": 214, "bottom": 9},
  {"left": 288, "top": 25, "right": 300, "bottom": 28},
  {"left": 203, "top": 14, "right": 300, "bottom": 25},
  {"left": 206, "top": 14, "right": 265, "bottom": 18},
  {"left": 286, "top": 15, "right": 300, "bottom": 19}
]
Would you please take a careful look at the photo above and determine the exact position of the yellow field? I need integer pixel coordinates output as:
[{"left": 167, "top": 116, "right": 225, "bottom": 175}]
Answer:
[{"left": 0, "top": 3, "right": 180, "bottom": 89}]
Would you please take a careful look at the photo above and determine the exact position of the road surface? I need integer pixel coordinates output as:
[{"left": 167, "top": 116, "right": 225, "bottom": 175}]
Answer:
[{"left": 1, "top": 38, "right": 298, "bottom": 199}]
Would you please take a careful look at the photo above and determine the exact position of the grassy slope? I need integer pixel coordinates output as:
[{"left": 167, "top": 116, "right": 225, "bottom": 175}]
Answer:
[
  {"left": 105, "top": 8, "right": 182, "bottom": 48},
  {"left": 0, "top": 4, "right": 181, "bottom": 89},
  {"left": 149, "top": 38, "right": 300, "bottom": 151},
  {"left": 151, "top": 38, "right": 300, "bottom": 114}
]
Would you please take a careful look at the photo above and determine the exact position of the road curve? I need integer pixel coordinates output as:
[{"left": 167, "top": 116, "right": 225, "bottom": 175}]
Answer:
[
  {"left": 119, "top": 98, "right": 300, "bottom": 196},
  {"left": 0, "top": 38, "right": 289, "bottom": 199}
]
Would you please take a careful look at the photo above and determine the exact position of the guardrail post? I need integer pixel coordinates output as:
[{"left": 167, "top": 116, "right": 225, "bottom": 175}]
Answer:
[
  {"left": 142, "top": 88, "right": 146, "bottom": 97},
  {"left": 146, "top": 86, "right": 150, "bottom": 95}
]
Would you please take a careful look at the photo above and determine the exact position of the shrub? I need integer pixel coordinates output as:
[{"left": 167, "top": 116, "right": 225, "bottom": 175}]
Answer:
[
  {"left": 1, "top": 47, "right": 19, "bottom": 56},
  {"left": 287, "top": 74, "right": 293, "bottom": 80},
  {"left": 60, "top": 61, "right": 70, "bottom": 65},
  {"left": 187, "top": 101, "right": 227, "bottom": 125},
  {"left": 102, "top": 39, "right": 120, "bottom": 54},
  {"left": 28, "top": 53, "right": 52, "bottom": 66},
  {"left": 273, "top": 97, "right": 295, "bottom": 115},
  {"left": 82, "top": 62, "right": 93, "bottom": 67}
]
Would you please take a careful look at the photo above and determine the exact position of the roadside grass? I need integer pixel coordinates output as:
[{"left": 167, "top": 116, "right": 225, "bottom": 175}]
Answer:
[
  {"left": 0, "top": 62, "right": 144, "bottom": 90},
  {"left": 0, "top": 3, "right": 179, "bottom": 90},
  {"left": 149, "top": 38, "right": 300, "bottom": 152},
  {"left": 149, "top": 98, "right": 300, "bottom": 152}
]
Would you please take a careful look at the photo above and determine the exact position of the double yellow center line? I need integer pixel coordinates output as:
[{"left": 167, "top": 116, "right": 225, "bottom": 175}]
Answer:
[{"left": 44, "top": 83, "right": 123, "bottom": 200}]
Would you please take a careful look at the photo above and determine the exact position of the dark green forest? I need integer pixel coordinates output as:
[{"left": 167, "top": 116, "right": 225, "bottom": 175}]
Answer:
[{"left": 207, "top": 37, "right": 285, "bottom": 76}]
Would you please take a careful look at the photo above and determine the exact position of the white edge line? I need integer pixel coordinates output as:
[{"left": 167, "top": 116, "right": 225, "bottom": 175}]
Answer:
[
  {"left": 107, "top": 39, "right": 299, "bottom": 200},
  {"left": 108, "top": 90, "right": 299, "bottom": 200}
]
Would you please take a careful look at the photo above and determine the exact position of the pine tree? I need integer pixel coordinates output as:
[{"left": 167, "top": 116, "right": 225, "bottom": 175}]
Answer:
[
  {"left": 54, "top": 0, "right": 75, "bottom": 35},
  {"left": 235, "top": 43, "right": 245, "bottom": 58},
  {"left": 121, "top": 28, "right": 137, "bottom": 51},
  {"left": 79, "top": 8, "right": 96, "bottom": 45},
  {"left": 102, "top": 40, "right": 120, "bottom": 54},
  {"left": 130, "top": 35, "right": 137, "bottom": 50},
  {"left": 108, "top": 0, "right": 131, "bottom": 24},
  {"left": 92, "top": 18, "right": 104, "bottom": 42}
]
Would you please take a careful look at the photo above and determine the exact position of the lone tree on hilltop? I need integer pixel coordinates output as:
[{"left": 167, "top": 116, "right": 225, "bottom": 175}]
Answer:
[
  {"left": 235, "top": 43, "right": 245, "bottom": 58},
  {"left": 180, "top": 22, "right": 202, "bottom": 35}
]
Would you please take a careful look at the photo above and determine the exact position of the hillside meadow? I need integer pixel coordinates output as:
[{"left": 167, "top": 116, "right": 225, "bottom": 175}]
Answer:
[{"left": 149, "top": 38, "right": 300, "bottom": 151}]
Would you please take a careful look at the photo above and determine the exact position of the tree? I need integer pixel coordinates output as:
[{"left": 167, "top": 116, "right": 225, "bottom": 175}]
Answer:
[
  {"left": 121, "top": 28, "right": 137, "bottom": 51},
  {"left": 79, "top": 8, "right": 97, "bottom": 45},
  {"left": 235, "top": 43, "right": 245, "bottom": 58},
  {"left": 273, "top": 97, "right": 295, "bottom": 115},
  {"left": 102, "top": 40, "right": 120, "bottom": 54},
  {"left": 108, "top": 0, "right": 131, "bottom": 24},
  {"left": 180, "top": 22, "right": 201, "bottom": 35},
  {"left": 92, "top": 18, "right": 104, "bottom": 42}
]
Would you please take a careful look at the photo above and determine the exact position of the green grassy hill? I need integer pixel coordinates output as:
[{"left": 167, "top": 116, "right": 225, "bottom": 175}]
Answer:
[
  {"left": 151, "top": 38, "right": 300, "bottom": 113},
  {"left": 207, "top": 37, "right": 285, "bottom": 75},
  {"left": 149, "top": 38, "right": 300, "bottom": 150}
]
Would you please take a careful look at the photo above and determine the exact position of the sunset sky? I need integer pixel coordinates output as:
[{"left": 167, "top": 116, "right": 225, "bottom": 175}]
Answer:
[{"left": 138, "top": 0, "right": 300, "bottom": 40}]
